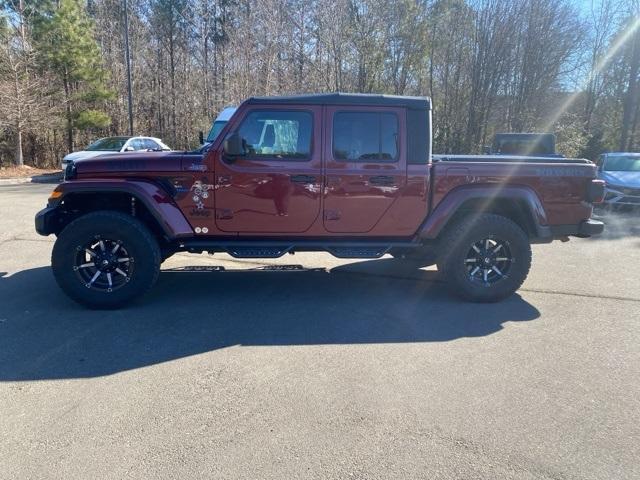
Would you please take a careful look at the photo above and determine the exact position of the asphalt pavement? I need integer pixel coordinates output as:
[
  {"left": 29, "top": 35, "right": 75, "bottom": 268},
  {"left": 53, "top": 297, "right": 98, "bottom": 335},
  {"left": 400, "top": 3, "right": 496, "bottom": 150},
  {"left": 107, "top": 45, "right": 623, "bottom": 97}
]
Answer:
[{"left": 1, "top": 183, "right": 639, "bottom": 479}]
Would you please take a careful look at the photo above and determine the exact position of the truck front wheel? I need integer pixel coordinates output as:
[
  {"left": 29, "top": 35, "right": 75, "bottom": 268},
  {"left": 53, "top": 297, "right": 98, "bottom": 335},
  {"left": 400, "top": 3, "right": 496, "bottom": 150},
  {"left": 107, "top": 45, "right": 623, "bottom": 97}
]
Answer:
[
  {"left": 438, "top": 214, "right": 531, "bottom": 302},
  {"left": 52, "top": 211, "right": 161, "bottom": 309}
]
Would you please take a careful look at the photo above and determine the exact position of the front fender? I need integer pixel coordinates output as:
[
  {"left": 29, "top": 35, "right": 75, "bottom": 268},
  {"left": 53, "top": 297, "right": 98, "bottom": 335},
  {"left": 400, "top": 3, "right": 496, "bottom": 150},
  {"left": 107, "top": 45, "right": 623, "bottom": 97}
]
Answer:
[
  {"left": 38, "top": 179, "right": 193, "bottom": 239},
  {"left": 419, "top": 185, "right": 550, "bottom": 240}
]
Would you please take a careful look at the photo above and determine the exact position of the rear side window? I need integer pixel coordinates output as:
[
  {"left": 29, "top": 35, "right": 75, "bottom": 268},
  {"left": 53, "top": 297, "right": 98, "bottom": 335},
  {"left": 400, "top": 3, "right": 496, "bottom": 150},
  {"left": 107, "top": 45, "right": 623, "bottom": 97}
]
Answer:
[
  {"left": 130, "top": 139, "right": 146, "bottom": 150},
  {"left": 143, "top": 139, "right": 160, "bottom": 150},
  {"left": 333, "top": 112, "right": 398, "bottom": 162},
  {"left": 237, "top": 110, "right": 313, "bottom": 160}
]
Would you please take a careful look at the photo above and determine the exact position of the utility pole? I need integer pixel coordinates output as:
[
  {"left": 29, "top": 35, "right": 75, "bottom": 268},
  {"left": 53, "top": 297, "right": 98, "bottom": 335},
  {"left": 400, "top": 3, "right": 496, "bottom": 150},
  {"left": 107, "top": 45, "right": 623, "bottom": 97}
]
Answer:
[{"left": 123, "top": 0, "right": 134, "bottom": 136}]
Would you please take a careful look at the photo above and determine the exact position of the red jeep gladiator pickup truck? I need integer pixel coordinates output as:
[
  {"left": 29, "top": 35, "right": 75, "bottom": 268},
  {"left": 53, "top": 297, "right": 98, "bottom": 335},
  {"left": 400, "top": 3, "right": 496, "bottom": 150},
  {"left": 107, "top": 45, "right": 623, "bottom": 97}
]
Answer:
[{"left": 35, "top": 93, "right": 605, "bottom": 308}]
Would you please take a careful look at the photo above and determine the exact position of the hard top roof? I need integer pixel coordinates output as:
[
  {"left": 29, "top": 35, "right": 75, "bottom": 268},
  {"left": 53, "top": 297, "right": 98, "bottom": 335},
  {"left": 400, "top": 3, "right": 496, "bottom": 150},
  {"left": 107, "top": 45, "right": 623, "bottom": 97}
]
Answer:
[{"left": 246, "top": 92, "right": 431, "bottom": 110}]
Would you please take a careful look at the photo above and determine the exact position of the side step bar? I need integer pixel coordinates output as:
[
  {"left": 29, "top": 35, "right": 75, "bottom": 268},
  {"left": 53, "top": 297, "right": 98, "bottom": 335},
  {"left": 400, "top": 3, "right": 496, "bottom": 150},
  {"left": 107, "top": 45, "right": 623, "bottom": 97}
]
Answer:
[{"left": 177, "top": 239, "right": 423, "bottom": 259}]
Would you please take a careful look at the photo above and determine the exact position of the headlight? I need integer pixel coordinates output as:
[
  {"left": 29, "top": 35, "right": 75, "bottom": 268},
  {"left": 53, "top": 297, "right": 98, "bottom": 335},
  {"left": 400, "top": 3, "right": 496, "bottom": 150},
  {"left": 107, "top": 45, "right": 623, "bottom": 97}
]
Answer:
[{"left": 64, "top": 161, "right": 77, "bottom": 180}]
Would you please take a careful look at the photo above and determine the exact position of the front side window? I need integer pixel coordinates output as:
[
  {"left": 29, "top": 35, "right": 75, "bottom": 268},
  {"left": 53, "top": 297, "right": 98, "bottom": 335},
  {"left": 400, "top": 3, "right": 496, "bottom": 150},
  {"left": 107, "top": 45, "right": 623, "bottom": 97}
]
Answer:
[
  {"left": 237, "top": 111, "right": 313, "bottom": 160},
  {"left": 333, "top": 112, "right": 398, "bottom": 162}
]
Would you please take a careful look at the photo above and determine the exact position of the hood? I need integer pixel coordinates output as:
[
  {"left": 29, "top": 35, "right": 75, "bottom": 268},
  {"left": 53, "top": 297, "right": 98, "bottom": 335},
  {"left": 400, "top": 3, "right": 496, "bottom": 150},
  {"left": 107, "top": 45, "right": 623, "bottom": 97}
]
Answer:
[
  {"left": 63, "top": 150, "right": 112, "bottom": 162},
  {"left": 74, "top": 151, "right": 188, "bottom": 176},
  {"left": 599, "top": 170, "right": 640, "bottom": 189}
]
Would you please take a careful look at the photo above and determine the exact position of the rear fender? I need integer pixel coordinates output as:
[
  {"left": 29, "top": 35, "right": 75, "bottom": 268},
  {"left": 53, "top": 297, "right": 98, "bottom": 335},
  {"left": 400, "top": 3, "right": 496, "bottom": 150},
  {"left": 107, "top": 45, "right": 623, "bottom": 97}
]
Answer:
[
  {"left": 419, "top": 185, "right": 549, "bottom": 240},
  {"left": 48, "top": 179, "right": 193, "bottom": 239}
]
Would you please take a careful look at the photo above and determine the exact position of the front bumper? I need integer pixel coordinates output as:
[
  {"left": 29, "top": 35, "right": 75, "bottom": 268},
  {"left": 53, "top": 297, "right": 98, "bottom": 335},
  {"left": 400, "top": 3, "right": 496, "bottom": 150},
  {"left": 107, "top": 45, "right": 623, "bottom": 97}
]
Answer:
[
  {"left": 35, "top": 206, "right": 60, "bottom": 236},
  {"left": 603, "top": 185, "right": 640, "bottom": 206}
]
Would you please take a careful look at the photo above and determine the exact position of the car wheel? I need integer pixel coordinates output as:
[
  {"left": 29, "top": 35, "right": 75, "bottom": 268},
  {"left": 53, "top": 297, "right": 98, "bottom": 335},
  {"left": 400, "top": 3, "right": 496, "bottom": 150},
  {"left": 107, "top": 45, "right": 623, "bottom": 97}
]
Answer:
[
  {"left": 52, "top": 211, "right": 161, "bottom": 309},
  {"left": 437, "top": 214, "right": 531, "bottom": 302}
]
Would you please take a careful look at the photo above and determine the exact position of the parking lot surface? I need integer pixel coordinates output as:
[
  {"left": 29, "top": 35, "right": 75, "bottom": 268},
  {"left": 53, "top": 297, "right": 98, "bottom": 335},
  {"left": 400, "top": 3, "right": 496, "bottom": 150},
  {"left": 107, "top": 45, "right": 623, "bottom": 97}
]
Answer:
[{"left": 1, "top": 183, "right": 639, "bottom": 479}]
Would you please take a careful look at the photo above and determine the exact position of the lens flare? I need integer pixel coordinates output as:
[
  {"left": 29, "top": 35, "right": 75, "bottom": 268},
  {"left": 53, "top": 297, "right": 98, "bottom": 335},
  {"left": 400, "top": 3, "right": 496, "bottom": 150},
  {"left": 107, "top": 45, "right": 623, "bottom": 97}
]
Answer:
[{"left": 540, "top": 15, "right": 640, "bottom": 137}]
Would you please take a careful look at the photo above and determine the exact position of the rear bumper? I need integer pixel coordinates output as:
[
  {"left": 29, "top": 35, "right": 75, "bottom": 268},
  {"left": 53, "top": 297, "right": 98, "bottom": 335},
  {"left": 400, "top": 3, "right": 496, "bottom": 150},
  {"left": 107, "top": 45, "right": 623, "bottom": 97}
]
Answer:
[
  {"left": 549, "top": 219, "right": 604, "bottom": 238},
  {"left": 35, "top": 206, "right": 59, "bottom": 236}
]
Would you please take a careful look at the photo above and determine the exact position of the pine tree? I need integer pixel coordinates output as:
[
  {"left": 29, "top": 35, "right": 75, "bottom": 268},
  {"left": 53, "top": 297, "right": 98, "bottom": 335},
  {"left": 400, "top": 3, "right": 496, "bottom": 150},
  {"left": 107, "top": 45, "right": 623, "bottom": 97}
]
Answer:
[{"left": 33, "top": 0, "right": 112, "bottom": 152}]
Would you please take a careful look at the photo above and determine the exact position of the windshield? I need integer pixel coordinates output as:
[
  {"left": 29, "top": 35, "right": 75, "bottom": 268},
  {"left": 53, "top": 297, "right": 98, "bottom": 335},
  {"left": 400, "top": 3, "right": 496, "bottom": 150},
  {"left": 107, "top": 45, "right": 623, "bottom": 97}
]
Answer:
[
  {"left": 85, "top": 137, "right": 129, "bottom": 151},
  {"left": 604, "top": 155, "right": 640, "bottom": 172},
  {"left": 496, "top": 139, "right": 552, "bottom": 155},
  {"left": 206, "top": 121, "right": 228, "bottom": 143}
]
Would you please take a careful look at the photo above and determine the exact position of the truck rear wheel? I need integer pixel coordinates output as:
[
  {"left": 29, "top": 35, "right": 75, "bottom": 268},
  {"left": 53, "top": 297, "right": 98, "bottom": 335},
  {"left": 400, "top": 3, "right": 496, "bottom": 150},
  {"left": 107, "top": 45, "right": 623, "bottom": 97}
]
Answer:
[
  {"left": 437, "top": 214, "right": 531, "bottom": 302},
  {"left": 52, "top": 211, "right": 161, "bottom": 309}
]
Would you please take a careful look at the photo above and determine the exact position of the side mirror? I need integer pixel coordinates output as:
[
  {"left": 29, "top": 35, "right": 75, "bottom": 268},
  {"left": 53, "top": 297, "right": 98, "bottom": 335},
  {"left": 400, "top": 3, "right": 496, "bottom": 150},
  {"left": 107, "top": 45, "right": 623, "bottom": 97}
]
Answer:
[
  {"left": 223, "top": 132, "right": 245, "bottom": 160},
  {"left": 123, "top": 146, "right": 135, "bottom": 152},
  {"left": 198, "top": 131, "right": 204, "bottom": 145}
]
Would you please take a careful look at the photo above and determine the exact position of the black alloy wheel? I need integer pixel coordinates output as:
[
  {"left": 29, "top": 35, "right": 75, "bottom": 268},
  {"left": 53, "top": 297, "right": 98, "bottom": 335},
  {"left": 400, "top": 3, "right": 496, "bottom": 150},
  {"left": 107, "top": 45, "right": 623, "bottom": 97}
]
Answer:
[
  {"left": 73, "top": 237, "right": 134, "bottom": 292},
  {"left": 464, "top": 237, "right": 513, "bottom": 285}
]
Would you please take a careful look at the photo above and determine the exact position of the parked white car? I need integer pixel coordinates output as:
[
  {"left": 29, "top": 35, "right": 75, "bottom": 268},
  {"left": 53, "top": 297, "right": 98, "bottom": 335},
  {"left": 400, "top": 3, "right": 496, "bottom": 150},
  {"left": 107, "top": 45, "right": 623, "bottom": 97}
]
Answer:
[
  {"left": 597, "top": 152, "right": 640, "bottom": 208},
  {"left": 61, "top": 136, "right": 171, "bottom": 170}
]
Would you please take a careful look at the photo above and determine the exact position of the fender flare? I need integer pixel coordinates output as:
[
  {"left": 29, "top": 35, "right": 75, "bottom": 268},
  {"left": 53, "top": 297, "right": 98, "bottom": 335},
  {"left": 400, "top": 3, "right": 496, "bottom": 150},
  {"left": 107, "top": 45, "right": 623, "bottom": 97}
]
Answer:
[
  {"left": 48, "top": 179, "right": 193, "bottom": 239},
  {"left": 419, "top": 185, "right": 550, "bottom": 240}
]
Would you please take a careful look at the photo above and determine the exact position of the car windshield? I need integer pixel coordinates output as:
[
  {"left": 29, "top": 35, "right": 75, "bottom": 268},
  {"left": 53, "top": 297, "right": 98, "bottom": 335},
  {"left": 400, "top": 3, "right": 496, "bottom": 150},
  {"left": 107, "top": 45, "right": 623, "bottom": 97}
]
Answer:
[
  {"left": 496, "top": 139, "right": 551, "bottom": 155},
  {"left": 85, "top": 138, "right": 129, "bottom": 151},
  {"left": 206, "top": 121, "right": 227, "bottom": 143},
  {"left": 604, "top": 155, "right": 640, "bottom": 172}
]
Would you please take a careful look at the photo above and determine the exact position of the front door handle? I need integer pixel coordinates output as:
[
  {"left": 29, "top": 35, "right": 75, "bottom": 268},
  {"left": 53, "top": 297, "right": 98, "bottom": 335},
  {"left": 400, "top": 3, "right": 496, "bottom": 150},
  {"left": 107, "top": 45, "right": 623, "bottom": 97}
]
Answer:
[
  {"left": 290, "top": 174, "right": 317, "bottom": 184},
  {"left": 368, "top": 175, "right": 395, "bottom": 186}
]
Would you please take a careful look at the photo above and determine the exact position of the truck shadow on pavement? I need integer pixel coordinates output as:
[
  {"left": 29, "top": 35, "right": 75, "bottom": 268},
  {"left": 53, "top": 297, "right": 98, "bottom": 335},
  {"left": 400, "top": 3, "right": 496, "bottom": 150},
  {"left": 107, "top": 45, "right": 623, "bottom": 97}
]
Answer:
[{"left": 0, "top": 260, "right": 540, "bottom": 381}]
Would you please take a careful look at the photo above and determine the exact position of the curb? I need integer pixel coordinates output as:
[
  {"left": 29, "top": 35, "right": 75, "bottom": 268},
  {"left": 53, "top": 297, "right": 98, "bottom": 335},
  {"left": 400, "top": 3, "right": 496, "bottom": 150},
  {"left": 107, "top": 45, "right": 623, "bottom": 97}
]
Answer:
[{"left": 0, "top": 173, "right": 63, "bottom": 186}]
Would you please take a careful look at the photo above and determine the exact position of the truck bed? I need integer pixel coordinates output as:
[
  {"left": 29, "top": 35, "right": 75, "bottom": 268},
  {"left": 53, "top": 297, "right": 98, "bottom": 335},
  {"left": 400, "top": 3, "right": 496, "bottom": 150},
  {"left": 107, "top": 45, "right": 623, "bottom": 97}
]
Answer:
[{"left": 433, "top": 154, "right": 592, "bottom": 164}]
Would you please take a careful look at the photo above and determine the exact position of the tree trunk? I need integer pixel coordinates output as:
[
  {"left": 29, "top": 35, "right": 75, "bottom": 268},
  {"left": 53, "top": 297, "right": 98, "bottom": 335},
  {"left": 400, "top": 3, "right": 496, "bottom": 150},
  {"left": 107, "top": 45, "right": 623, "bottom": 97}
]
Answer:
[
  {"left": 15, "top": 129, "right": 24, "bottom": 167},
  {"left": 620, "top": 25, "right": 640, "bottom": 151},
  {"left": 63, "top": 71, "right": 73, "bottom": 152},
  {"left": 169, "top": 33, "right": 177, "bottom": 145}
]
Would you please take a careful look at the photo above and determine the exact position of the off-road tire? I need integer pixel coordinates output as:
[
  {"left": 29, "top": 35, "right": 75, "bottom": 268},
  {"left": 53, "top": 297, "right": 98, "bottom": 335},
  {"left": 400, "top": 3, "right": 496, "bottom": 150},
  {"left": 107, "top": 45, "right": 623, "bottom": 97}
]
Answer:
[
  {"left": 437, "top": 214, "right": 531, "bottom": 302},
  {"left": 52, "top": 211, "right": 161, "bottom": 309}
]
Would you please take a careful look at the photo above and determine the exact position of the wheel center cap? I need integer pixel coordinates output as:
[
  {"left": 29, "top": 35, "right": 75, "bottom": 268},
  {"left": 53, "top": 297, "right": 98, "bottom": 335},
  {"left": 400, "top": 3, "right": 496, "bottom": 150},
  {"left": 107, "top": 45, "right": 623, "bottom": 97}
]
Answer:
[
  {"left": 484, "top": 257, "right": 491, "bottom": 264},
  {"left": 102, "top": 259, "right": 110, "bottom": 266}
]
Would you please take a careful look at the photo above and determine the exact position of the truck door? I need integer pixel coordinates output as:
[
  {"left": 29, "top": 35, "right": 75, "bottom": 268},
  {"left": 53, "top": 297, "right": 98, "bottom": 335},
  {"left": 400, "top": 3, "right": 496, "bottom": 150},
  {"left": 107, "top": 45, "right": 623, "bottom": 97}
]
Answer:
[
  {"left": 214, "top": 106, "right": 322, "bottom": 233},
  {"left": 323, "top": 106, "right": 407, "bottom": 233}
]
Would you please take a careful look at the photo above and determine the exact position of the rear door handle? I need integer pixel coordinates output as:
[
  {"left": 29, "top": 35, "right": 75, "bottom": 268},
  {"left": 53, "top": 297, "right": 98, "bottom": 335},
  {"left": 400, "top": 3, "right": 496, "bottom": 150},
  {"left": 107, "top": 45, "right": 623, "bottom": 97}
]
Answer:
[
  {"left": 368, "top": 175, "right": 395, "bottom": 186},
  {"left": 290, "top": 174, "right": 317, "bottom": 184}
]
